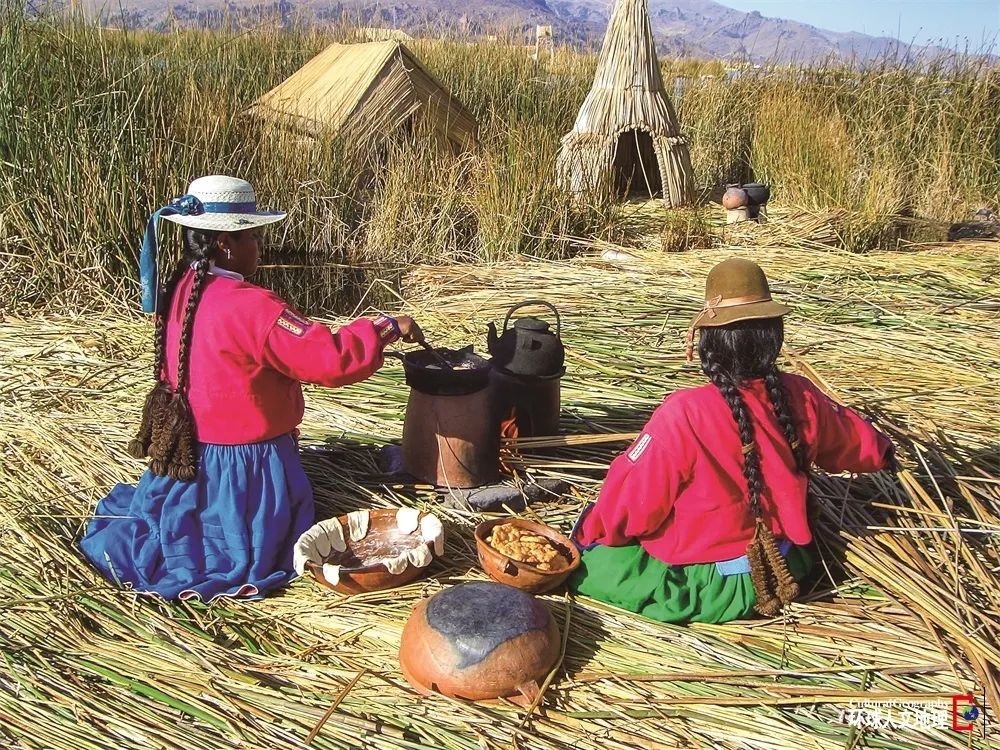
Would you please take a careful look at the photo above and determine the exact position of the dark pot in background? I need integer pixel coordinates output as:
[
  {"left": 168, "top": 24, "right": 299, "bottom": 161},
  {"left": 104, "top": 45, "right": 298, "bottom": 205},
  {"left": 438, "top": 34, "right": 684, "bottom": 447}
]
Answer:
[{"left": 742, "top": 182, "right": 771, "bottom": 206}]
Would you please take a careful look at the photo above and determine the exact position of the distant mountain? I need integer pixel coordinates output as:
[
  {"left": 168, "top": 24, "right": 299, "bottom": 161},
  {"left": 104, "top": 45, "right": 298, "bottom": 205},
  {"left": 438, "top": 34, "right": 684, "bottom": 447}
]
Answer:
[
  {"left": 82, "top": 0, "right": 953, "bottom": 64},
  {"left": 634, "top": 0, "right": 939, "bottom": 62}
]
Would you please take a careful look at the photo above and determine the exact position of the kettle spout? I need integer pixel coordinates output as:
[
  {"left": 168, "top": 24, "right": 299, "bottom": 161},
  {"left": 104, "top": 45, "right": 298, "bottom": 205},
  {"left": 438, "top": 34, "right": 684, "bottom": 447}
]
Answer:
[{"left": 486, "top": 321, "right": 499, "bottom": 354}]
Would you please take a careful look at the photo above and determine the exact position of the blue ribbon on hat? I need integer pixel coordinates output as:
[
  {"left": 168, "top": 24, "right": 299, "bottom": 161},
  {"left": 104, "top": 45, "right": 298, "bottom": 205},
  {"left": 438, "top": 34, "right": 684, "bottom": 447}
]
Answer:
[
  {"left": 139, "top": 194, "right": 204, "bottom": 314},
  {"left": 138, "top": 196, "right": 265, "bottom": 313}
]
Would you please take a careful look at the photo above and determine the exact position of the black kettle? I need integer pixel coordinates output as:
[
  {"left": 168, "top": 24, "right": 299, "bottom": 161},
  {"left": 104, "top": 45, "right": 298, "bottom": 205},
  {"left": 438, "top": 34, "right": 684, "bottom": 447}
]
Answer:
[{"left": 487, "top": 300, "right": 565, "bottom": 377}]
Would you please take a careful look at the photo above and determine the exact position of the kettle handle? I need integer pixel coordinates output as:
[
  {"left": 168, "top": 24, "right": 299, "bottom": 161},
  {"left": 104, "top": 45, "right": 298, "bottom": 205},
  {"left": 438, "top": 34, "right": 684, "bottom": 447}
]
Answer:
[{"left": 502, "top": 299, "right": 561, "bottom": 337}]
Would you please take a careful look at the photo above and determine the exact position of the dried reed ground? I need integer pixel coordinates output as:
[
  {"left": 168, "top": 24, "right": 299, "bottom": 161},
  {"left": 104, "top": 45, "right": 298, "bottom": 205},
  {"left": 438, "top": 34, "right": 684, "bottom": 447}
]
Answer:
[{"left": 1, "top": 218, "right": 998, "bottom": 749}]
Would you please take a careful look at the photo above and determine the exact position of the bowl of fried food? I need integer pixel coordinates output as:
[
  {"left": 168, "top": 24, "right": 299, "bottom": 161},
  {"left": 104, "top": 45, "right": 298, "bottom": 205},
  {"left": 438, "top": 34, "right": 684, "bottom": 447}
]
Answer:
[{"left": 474, "top": 518, "right": 580, "bottom": 593}]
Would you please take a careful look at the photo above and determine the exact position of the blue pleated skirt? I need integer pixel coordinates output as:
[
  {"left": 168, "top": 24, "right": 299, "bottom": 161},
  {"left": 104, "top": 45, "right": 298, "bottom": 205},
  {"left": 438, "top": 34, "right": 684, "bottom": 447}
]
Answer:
[{"left": 79, "top": 434, "right": 315, "bottom": 602}]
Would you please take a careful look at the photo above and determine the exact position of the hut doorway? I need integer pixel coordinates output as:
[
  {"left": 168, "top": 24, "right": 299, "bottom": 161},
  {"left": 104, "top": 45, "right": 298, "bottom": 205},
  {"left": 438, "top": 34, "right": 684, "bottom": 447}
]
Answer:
[{"left": 612, "top": 129, "right": 662, "bottom": 198}]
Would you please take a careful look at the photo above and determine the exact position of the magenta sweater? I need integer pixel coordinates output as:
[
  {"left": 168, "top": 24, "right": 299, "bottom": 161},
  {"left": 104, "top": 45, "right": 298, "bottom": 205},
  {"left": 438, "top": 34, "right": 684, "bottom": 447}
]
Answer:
[
  {"left": 575, "top": 374, "right": 894, "bottom": 565},
  {"left": 163, "top": 270, "right": 397, "bottom": 445}
]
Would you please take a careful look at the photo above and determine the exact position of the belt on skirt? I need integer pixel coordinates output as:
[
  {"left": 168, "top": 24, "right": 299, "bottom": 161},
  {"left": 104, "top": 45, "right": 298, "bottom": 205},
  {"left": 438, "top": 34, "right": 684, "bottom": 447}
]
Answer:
[{"left": 570, "top": 502, "right": 794, "bottom": 577}]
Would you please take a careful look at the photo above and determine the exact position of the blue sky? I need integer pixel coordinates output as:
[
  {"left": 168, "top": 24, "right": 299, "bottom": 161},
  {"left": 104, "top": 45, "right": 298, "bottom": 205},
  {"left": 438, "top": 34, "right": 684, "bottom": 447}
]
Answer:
[{"left": 719, "top": 1, "right": 999, "bottom": 49}]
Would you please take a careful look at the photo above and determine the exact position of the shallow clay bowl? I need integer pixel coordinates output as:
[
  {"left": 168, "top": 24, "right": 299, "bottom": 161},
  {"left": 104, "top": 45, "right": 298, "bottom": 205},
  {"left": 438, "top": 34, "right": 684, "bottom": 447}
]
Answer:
[
  {"left": 299, "top": 508, "right": 444, "bottom": 595},
  {"left": 474, "top": 518, "right": 580, "bottom": 594}
]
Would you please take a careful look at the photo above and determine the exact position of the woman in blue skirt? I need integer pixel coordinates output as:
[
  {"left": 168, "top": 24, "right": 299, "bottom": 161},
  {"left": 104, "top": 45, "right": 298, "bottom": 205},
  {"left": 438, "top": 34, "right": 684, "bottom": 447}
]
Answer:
[{"left": 80, "top": 175, "right": 423, "bottom": 601}]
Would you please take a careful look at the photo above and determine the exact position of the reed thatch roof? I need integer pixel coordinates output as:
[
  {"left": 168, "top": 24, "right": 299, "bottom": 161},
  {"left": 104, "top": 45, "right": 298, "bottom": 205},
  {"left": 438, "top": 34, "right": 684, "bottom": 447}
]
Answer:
[
  {"left": 249, "top": 41, "right": 478, "bottom": 151},
  {"left": 557, "top": 0, "right": 695, "bottom": 207},
  {"left": 359, "top": 27, "right": 414, "bottom": 43}
]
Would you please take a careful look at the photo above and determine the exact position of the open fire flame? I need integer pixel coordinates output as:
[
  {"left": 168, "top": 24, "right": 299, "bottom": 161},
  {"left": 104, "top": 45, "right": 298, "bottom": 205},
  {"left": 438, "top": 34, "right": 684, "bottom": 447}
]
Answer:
[
  {"left": 499, "top": 408, "right": 520, "bottom": 476},
  {"left": 500, "top": 407, "right": 519, "bottom": 442}
]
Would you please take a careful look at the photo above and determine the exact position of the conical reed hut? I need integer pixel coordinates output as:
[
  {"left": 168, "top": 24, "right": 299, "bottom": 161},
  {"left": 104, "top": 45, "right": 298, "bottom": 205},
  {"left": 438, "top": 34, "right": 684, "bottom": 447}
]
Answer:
[{"left": 556, "top": 0, "right": 695, "bottom": 207}]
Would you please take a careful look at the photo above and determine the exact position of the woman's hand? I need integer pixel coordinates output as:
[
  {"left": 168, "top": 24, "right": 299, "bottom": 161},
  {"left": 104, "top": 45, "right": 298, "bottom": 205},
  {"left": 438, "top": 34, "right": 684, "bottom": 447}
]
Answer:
[{"left": 394, "top": 316, "right": 424, "bottom": 344}]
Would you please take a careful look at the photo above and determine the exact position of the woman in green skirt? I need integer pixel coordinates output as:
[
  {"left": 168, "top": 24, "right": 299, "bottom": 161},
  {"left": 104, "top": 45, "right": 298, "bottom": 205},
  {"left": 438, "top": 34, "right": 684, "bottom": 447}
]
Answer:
[{"left": 570, "top": 258, "right": 895, "bottom": 623}]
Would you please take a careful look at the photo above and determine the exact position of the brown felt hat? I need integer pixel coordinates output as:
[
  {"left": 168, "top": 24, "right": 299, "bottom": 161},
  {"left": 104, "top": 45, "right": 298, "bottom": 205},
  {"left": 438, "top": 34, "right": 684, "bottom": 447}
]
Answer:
[{"left": 685, "top": 258, "right": 790, "bottom": 360}]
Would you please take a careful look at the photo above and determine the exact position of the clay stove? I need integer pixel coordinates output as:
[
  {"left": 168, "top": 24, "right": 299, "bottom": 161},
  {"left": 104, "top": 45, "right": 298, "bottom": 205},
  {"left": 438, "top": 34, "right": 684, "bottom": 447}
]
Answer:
[{"left": 398, "top": 347, "right": 499, "bottom": 489}]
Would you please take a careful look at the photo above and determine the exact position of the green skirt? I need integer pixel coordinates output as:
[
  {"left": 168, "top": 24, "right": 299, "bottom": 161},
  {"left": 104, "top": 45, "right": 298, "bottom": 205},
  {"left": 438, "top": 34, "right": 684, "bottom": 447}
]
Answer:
[{"left": 569, "top": 543, "right": 813, "bottom": 624}]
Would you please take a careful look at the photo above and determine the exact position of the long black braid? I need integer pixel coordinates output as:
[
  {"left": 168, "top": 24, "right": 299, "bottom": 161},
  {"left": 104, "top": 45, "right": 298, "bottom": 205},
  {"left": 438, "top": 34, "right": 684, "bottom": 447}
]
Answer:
[
  {"left": 764, "top": 366, "right": 808, "bottom": 473},
  {"left": 175, "top": 256, "right": 210, "bottom": 394},
  {"left": 127, "top": 258, "right": 192, "bottom": 459},
  {"left": 154, "top": 266, "right": 187, "bottom": 374},
  {"left": 698, "top": 317, "right": 805, "bottom": 615},
  {"left": 700, "top": 344, "right": 766, "bottom": 516},
  {"left": 143, "top": 228, "right": 219, "bottom": 480}
]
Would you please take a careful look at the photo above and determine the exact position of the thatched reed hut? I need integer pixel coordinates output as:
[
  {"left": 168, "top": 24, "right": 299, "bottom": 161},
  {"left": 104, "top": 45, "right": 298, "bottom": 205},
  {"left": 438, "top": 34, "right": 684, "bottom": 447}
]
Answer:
[
  {"left": 556, "top": 0, "right": 695, "bottom": 207},
  {"left": 359, "top": 27, "right": 414, "bottom": 43},
  {"left": 249, "top": 41, "right": 478, "bottom": 152}
]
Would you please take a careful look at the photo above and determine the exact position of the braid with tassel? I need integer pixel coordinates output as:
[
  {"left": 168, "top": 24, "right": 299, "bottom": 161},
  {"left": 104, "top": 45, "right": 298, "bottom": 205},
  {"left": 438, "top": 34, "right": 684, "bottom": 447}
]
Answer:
[
  {"left": 763, "top": 364, "right": 808, "bottom": 605},
  {"left": 164, "top": 257, "right": 209, "bottom": 480},
  {"left": 127, "top": 263, "right": 187, "bottom": 459},
  {"left": 148, "top": 229, "right": 217, "bottom": 480},
  {"left": 699, "top": 319, "right": 803, "bottom": 617}
]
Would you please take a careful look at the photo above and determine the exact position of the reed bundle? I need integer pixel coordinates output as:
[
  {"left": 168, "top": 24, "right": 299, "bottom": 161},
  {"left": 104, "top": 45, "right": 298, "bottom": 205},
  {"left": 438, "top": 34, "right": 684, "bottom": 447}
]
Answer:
[{"left": 1, "top": 238, "right": 997, "bottom": 748}]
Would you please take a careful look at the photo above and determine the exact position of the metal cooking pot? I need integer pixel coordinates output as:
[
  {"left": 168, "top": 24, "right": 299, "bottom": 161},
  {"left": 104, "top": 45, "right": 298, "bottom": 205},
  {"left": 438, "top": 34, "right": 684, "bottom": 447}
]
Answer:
[
  {"left": 741, "top": 182, "right": 771, "bottom": 206},
  {"left": 389, "top": 346, "right": 492, "bottom": 396}
]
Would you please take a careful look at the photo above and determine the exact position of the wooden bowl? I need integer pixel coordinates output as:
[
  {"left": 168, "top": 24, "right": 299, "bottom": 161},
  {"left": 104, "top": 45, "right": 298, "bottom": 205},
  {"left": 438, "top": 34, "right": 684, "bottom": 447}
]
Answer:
[
  {"left": 294, "top": 508, "right": 444, "bottom": 594},
  {"left": 474, "top": 518, "right": 580, "bottom": 594},
  {"left": 399, "top": 581, "right": 560, "bottom": 704}
]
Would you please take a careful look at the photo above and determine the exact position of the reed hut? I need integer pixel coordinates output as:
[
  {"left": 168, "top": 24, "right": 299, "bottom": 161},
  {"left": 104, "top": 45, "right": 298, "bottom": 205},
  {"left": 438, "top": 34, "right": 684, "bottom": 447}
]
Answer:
[
  {"left": 249, "top": 41, "right": 478, "bottom": 152},
  {"left": 359, "top": 27, "right": 414, "bottom": 43},
  {"left": 556, "top": 0, "right": 695, "bottom": 206}
]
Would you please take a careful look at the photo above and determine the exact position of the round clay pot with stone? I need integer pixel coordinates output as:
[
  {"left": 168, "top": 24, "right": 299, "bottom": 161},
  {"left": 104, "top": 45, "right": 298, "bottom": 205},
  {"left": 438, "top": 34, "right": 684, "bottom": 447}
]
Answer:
[
  {"left": 399, "top": 581, "right": 560, "bottom": 704},
  {"left": 722, "top": 187, "right": 749, "bottom": 210}
]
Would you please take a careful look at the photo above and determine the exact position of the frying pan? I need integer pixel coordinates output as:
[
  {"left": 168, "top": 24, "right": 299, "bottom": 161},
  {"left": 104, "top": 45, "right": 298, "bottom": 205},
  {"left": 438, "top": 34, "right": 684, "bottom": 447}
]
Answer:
[{"left": 388, "top": 346, "right": 492, "bottom": 396}]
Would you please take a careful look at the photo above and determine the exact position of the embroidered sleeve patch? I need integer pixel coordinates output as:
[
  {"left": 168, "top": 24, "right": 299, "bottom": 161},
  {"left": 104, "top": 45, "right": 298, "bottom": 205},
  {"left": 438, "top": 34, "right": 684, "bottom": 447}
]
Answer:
[
  {"left": 373, "top": 314, "right": 400, "bottom": 343},
  {"left": 275, "top": 308, "right": 313, "bottom": 337},
  {"left": 627, "top": 433, "right": 653, "bottom": 462}
]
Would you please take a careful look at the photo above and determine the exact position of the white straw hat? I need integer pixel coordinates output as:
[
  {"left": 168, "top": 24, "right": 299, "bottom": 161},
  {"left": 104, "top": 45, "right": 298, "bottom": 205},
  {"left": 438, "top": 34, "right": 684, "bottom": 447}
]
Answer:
[
  {"left": 160, "top": 175, "right": 286, "bottom": 231},
  {"left": 139, "top": 175, "right": 286, "bottom": 313}
]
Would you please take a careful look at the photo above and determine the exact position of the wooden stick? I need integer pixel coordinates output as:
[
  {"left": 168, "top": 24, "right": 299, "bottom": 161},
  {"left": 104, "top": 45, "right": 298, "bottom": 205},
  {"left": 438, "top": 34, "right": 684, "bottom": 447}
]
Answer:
[
  {"left": 304, "top": 668, "right": 367, "bottom": 745},
  {"left": 572, "top": 663, "right": 951, "bottom": 684},
  {"left": 517, "top": 594, "right": 573, "bottom": 734}
]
